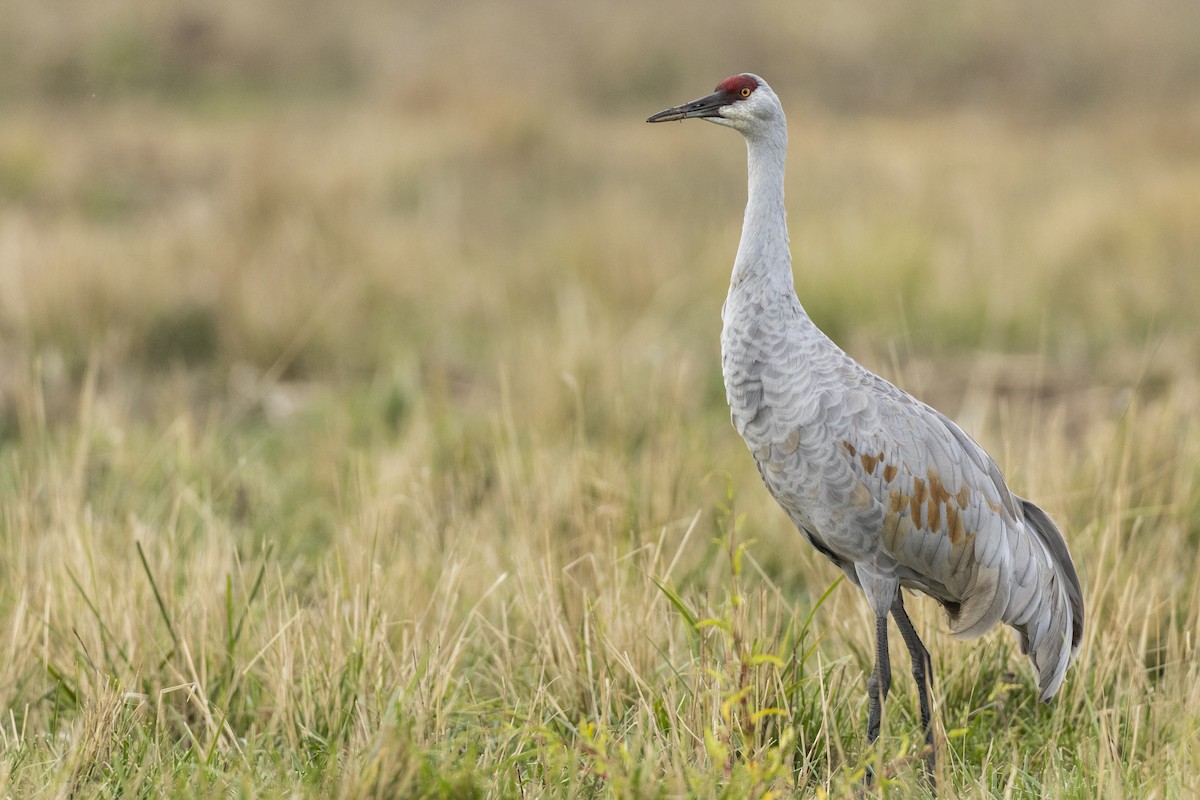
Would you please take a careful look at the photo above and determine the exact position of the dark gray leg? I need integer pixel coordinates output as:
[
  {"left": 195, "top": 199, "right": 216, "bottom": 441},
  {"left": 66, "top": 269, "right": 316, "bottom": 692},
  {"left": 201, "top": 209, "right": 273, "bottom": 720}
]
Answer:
[
  {"left": 892, "top": 593, "right": 936, "bottom": 788},
  {"left": 864, "top": 610, "right": 891, "bottom": 784}
]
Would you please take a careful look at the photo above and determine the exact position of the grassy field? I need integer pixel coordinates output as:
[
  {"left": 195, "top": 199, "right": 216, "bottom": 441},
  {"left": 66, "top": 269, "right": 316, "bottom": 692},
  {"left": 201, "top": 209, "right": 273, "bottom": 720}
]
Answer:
[{"left": 2, "top": 1, "right": 1199, "bottom": 796}]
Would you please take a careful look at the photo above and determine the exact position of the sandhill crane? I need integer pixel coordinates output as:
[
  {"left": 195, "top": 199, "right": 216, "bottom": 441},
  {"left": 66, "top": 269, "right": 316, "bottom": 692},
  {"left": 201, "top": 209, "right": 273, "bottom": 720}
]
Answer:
[{"left": 648, "top": 74, "right": 1083, "bottom": 783}]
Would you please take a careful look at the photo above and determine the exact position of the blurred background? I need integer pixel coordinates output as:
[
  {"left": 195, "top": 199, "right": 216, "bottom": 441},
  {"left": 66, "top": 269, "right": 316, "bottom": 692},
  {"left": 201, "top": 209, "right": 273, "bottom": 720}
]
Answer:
[{"left": 2, "top": 0, "right": 1198, "bottom": 412}]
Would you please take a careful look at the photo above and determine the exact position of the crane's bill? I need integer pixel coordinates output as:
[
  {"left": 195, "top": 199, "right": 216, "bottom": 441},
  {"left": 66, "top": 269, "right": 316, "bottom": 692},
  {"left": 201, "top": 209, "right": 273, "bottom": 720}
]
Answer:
[{"left": 646, "top": 91, "right": 727, "bottom": 123}]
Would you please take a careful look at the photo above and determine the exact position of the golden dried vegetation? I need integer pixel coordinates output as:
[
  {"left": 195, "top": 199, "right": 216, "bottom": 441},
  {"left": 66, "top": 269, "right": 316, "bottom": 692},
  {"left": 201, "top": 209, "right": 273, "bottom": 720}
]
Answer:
[{"left": 1, "top": 1, "right": 1198, "bottom": 796}]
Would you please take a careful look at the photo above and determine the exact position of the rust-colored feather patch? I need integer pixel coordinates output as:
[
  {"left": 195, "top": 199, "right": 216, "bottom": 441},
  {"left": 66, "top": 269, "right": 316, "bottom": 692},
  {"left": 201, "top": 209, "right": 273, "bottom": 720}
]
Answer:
[
  {"left": 883, "top": 488, "right": 908, "bottom": 551},
  {"left": 927, "top": 471, "right": 951, "bottom": 507},
  {"left": 912, "top": 476, "right": 928, "bottom": 506},
  {"left": 928, "top": 496, "right": 942, "bottom": 531},
  {"left": 847, "top": 446, "right": 978, "bottom": 550},
  {"left": 945, "top": 504, "right": 965, "bottom": 544},
  {"left": 844, "top": 441, "right": 887, "bottom": 478},
  {"left": 956, "top": 484, "right": 971, "bottom": 509}
]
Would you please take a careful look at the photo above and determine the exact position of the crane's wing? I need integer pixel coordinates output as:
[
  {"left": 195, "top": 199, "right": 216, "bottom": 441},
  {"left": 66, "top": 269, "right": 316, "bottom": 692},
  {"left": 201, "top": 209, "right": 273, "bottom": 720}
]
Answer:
[{"left": 835, "top": 373, "right": 1036, "bottom": 639}]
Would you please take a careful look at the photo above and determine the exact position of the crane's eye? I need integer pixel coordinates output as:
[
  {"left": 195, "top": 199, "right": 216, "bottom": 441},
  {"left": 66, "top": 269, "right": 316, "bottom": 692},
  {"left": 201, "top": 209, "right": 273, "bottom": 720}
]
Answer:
[{"left": 740, "top": 87, "right": 752, "bottom": 98}]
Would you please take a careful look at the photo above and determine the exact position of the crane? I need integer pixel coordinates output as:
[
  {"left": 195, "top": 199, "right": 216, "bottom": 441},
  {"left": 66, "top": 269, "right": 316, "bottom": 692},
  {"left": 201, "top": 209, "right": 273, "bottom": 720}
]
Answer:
[{"left": 647, "top": 74, "right": 1083, "bottom": 784}]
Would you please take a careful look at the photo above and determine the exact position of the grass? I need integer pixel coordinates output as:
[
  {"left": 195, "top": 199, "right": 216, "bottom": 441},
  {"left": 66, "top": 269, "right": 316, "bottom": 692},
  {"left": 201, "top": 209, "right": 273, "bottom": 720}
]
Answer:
[{"left": 1, "top": 0, "right": 1200, "bottom": 796}]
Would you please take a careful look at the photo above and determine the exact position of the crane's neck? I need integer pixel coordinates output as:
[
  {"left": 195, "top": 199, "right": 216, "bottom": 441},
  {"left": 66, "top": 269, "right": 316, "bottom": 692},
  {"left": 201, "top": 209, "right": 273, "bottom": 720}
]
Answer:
[{"left": 731, "top": 124, "right": 793, "bottom": 292}]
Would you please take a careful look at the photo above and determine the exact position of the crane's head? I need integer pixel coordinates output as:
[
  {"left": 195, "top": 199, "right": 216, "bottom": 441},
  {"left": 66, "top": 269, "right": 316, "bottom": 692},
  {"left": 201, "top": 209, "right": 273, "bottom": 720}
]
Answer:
[{"left": 646, "top": 74, "right": 782, "bottom": 135}]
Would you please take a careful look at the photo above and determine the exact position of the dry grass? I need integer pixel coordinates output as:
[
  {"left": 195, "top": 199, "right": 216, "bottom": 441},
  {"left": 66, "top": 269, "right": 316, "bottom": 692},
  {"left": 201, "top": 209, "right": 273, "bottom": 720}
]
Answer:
[{"left": 1, "top": 1, "right": 1199, "bottom": 796}]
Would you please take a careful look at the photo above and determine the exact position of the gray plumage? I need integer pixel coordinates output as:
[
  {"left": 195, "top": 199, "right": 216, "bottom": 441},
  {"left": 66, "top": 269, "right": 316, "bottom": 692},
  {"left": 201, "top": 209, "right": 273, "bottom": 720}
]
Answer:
[{"left": 649, "top": 74, "right": 1083, "bottom": 781}]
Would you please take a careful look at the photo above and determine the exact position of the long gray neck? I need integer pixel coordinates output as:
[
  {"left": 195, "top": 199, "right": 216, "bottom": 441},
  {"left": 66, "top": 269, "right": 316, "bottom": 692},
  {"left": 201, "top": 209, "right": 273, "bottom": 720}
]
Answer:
[{"left": 731, "top": 124, "right": 793, "bottom": 292}]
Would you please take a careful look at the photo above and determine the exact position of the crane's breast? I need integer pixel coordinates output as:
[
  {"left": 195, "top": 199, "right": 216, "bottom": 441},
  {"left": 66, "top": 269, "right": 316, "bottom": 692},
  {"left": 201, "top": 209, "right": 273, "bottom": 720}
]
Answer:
[{"left": 720, "top": 293, "right": 881, "bottom": 558}]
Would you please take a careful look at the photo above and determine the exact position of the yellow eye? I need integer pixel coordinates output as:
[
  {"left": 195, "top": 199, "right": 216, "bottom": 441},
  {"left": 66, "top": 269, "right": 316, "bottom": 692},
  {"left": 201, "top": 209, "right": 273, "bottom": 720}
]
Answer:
[{"left": 740, "top": 87, "right": 752, "bottom": 98}]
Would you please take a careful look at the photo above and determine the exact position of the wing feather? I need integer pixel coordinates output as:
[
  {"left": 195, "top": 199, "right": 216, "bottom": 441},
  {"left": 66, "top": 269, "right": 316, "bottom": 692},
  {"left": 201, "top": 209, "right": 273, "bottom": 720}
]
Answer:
[{"left": 839, "top": 391, "right": 1019, "bottom": 636}]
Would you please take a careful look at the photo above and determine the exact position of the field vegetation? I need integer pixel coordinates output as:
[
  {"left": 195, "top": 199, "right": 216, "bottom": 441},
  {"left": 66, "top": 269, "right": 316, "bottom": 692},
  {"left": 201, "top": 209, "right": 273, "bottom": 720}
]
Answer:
[{"left": 1, "top": 0, "right": 1199, "bottom": 796}]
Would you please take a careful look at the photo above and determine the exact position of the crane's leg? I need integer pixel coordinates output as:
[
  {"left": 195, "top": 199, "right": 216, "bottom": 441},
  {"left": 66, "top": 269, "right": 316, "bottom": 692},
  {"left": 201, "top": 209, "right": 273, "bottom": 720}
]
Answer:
[
  {"left": 892, "top": 593, "right": 936, "bottom": 787},
  {"left": 864, "top": 609, "right": 891, "bottom": 785}
]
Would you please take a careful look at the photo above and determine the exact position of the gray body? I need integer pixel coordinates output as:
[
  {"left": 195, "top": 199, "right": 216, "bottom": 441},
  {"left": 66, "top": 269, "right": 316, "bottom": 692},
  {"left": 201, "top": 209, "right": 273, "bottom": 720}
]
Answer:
[{"left": 651, "top": 74, "right": 1083, "bottom": 708}]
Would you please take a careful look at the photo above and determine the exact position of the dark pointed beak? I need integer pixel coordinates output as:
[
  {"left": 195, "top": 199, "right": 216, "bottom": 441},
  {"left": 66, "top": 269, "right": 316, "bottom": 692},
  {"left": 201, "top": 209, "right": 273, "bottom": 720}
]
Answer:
[{"left": 646, "top": 90, "right": 729, "bottom": 123}]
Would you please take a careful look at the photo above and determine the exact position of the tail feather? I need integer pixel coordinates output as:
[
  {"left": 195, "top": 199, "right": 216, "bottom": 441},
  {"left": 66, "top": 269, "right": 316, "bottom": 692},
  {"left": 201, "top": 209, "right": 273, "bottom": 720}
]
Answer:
[
  {"left": 947, "top": 564, "right": 1007, "bottom": 639},
  {"left": 1011, "top": 497, "right": 1084, "bottom": 701}
]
